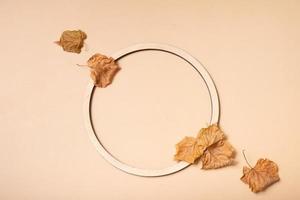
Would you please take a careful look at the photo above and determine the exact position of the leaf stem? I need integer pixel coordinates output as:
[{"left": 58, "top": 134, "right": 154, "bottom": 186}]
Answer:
[
  {"left": 242, "top": 149, "right": 253, "bottom": 168},
  {"left": 76, "top": 64, "right": 88, "bottom": 67}
]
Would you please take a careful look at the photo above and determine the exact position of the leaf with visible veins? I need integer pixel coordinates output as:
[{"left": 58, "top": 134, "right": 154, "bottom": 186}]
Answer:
[
  {"left": 196, "top": 124, "right": 224, "bottom": 148},
  {"left": 174, "top": 124, "right": 235, "bottom": 168},
  {"left": 174, "top": 136, "right": 205, "bottom": 163},
  {"left": 201, "top": 140, "right": 235, "bottom": 169},
  {"left": 241, "top": 158, "right": 280, "bottom": 193}
]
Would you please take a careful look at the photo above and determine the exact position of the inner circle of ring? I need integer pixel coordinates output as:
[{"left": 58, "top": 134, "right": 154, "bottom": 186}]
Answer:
[{"left": 83, "top": 43, "right": 220, "bottom": 177}]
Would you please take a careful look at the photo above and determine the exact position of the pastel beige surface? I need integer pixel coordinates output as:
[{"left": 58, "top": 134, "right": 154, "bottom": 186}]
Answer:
[{"left": 0, "top": 0, "right": 299, "bottom": 199}]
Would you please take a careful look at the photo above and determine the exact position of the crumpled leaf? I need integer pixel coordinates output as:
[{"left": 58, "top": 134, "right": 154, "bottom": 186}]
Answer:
[
  {"left": 174, "top": 136, "right": 205, "bottom": 163},
  {"left": 174, "top": 124, "right": 235, "bottom": 169},
  {"left": 201, "top": 140, "right": 235, "bottom": 169},
  {"left": 55, "top": 30, "right": 87, "bottom": 53},
  {"left": 197, "top": 124, "right": 224, "bottom": 148},
  {"left": 86, "top": 53, "right": 120, "bottom": 88},
  {"left": 241, "top": 158, "right": 280, "bottom": 193}
]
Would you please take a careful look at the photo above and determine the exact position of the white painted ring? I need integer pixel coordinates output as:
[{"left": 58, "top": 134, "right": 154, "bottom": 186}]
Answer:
[{"left": 83, "top": 43, "right": 220, "bottom": 177}]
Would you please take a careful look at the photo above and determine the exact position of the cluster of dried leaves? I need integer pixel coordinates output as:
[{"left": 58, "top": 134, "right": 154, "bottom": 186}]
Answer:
[
  {"left": 241, "top": 154, "right": 280, "bottom": 193},
  {"left": 55, "top": 30, "right": 87, "bottom": 53},
  {"left": 174, "top": 124, "right": 235, "bottom": 169},
  {"left": 175, "top": 124, "right": 280, "bottom": 193}
]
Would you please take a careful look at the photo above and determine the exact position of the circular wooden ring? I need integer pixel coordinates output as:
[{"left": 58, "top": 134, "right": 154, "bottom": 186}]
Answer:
[{"left": 83, "top": 43, "right": 220, "bottom": 177}]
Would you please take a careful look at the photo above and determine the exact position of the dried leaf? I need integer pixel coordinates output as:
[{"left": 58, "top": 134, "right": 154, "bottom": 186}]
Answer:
[
  {"left": 55, "top": 30, "right": 87, "bottom": 53},
  {"left": 196, "top": 124, "right": 224, "bottom": 148},
  {"left": 174, "top": 136, "right": 205, "bottom": 163},
  {"left": 174, "top": 124, "right": 226, "bottom": 164},
  {"left": 201, "top": 140, "right": 235, "bottom": 169},
  {"left": 241, "top": 158, "right": 280, "bottom": 193},
  {"left": 86, "top": 53, "right": 120, "bottom": 88}
]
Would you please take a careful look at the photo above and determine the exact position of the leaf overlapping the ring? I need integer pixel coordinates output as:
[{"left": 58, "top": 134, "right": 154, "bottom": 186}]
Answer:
[
  {"left": 78, "top": 53, "right": 120, "bottom": 88},
  {"left": 174, "top": 124, "right": 235, "bottom": 169}
]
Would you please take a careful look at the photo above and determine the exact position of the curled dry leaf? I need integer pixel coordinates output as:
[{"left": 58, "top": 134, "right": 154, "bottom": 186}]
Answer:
[
  {"left": 241, "top": 158, "right": 280, "bottom": 193},
  {"left": 174, "top": 136, "right": 205, "bottom": 163},
  {"left": 85, "top": 53, "right": 120, "bottom": 88},
  {"left": 201, "top": 140, "right": 235, "bottom": 169},
  {"left": 174, "top": 124, "right": 235, "bottom": 169},
  {"left": 55, "top": 30, "right": 87, "bottom": 53}
]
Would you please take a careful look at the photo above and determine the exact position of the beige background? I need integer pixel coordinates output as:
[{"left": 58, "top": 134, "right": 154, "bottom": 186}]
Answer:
[{"left": 1, "top": 0, "right": 300, "bottom": 199}]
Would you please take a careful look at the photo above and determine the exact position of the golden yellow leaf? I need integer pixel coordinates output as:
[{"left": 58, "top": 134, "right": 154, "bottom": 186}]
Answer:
[
  {"left": 201, "top": 140, "right": 235, "bottom": 169},
  {"left": 196, "top": 124, "right": 224, "bottom": 148},
  {"left": 241, "top": 158, "right": 280, "bottom": 193},
  {"left": 55, "top": 30, "right": 87, "bottom": 53},
  {"left": 86, "top": 53, "right": 120, "bottom": 88},
  {"left": 174, "top": 136, "right": 205, "bottom": 163}
]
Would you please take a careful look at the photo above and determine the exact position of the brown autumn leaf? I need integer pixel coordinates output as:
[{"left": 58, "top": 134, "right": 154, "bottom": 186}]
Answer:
[
  {"left": 201, "top": 140, "right": 235, "bottom": 169},
  {"left": 85, "top": 53, "right": 120, "bottom": 88},
  {"left": 241, "top": 158, "right": 280, "bottom": 193},
  {"left": 196, "top": 124, "right": 224, "bottom": 148},
  {"left": 174, "top": 136, "right": 205, "bottom": 163},
  {"left": 55, "top": 30, "right": 87, "bottom": 53}
]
